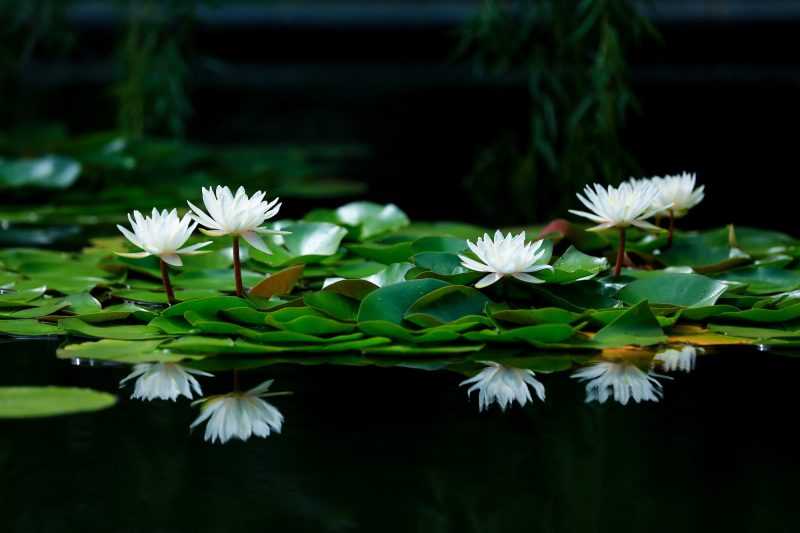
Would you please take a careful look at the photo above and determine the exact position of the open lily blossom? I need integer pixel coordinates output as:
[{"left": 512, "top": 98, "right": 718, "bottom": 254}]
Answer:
[
  {"left": 648, "top": 172, "right": 704, "bottom": 219},
  {"left": 569, "top": 181, "right": 671, "bottom": 232},
  {"left": 460, "top": 363, "right": 545, "bottom": 412},
  {"left": 653, "top": 345, "right": 698, "bottom": 373},
  {"left": 120, "top": 363, "right": 213, "bottom": 401},
  {"left": 186, "top": 185, "right": 290, "bottom": 255},
  {"left": 115, "top": 208, "right": 212, "bottom": 267},
  {"left": 571, "top": 361, "right": 668, "bottom": 405},
  {"left": 190, "top": 379, "right": 288, "bottom": 444},
  {"left": 458, "top": 231, "right": 553, "bottom": 289}
]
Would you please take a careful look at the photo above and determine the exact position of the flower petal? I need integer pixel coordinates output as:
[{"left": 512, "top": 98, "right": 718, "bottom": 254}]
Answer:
[
  {"left": 240, "top": 230, "right": 272, "bottom": 255},
  {"left": 114, "top": 251, "right": 152, "bottom": 259},
  {"left": 475, "top": 272, "right": 503, "bottom": 288},
  {"left": 159, "top": 253, "right": 183, "bottom": 267}
]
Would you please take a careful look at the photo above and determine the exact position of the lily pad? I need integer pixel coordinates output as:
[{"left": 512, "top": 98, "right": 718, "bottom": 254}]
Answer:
[
  {"left": 362, "top": 263, "right": 416, "bottom": 287},
  {"left": 56, "top": 339, "right": 193, "bottom": 363},
  {"left": 346, "top": 242, "right": 413, "bottom": 265},
  {"left": 410, "top": 236, "right": 468, "bottom": 254},
  {"left": 248, "top": 264, "right": 304, "bottom": 299},
  {"left": 358, "top": 279, "right": 451, "bottom": 327},
  {"left": 0, "top": 319, "right": 65, "bottom": 336},
  {"left": 284, "top": 222, "right": 348, "bottom": 257},
  {"left": 658, "top": 243, "right": 751, "bottom": 274},
  {"left": 162, "top": 296, "right": 257, "bottom": 318},
  {"left": 111, "top": 289, "right": 223, "bottom": 304},
  {"left": 712, "top": 266, "right": 800, "bottom": 295},
  {"left": 591, "top": 300, "right": 667, "bottom": 347},
  {"left": 172, "top": 269, "right": 265, "bottom": 291},
  {"left": 404, "top": 285, "right": 492, "bottom": 327},
  {"left": 58, "top": 318, "right": 173, "bottom": 340},
  {"left": 304, "top": 291, "right": 360, "bottom": 321},
  {"left": 616, "top": 273, "right": 729, "bottom": 308},
  {"left": 0, "top": 387, "right": 115, "bottom": 419}
]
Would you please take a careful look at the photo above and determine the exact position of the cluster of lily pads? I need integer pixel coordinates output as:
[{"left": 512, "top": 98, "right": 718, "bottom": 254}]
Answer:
[{"left": 3, "top": 180, "right": 800, "bottom": 442}]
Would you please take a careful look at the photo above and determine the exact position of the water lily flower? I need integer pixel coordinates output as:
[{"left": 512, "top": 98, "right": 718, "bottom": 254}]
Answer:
[
  {"left": 120, "top": 363, "right": 214, "bottom": 401},
  {"left": 187, "top": 186, "right": 291, "bottom": 297},
  {"left": 646, "top": 172, "right": 704, "bottom": 245},
  {"left": 116, "top": 208, "right": 212, "bottom": 302},
  {"left": 458, "top": 231, "right": 553, "bottom": 294},
  {"left": 571, "top": 361, "right": 668, "bottom": 405},
  {"left": 460, "top": 363, "right": 545, "bottom": 412},
  {"left": 569, "top": 181, "right": 672, "bottom": 276},
  {"left": 190, "top": 379, "right": 289, "bottom": 444},
  {"left": 653, "top": 345, "right": 697, "bottom": 373}
]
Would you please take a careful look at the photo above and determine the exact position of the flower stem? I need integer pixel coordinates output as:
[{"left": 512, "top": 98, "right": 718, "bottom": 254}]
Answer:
[
  {"left": 234, "top": 369, "right": 241, "bottom": 392},
  {"left": 668, "top": 210, "right": 675, "bottom": 247},
  {"left": 503, "top": 276, "right": 509, "bottom": 302},
  {"left": 614, "top": 227, "right": 626, "bottom": 277},
  {"left": 159, "top": 258, "right": 176, "bottom": 305},
  {"left": 232, "top": 235, "right": 244, "bottom": 298}
]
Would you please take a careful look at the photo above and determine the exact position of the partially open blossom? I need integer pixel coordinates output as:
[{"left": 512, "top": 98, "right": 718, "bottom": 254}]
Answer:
[
  {"left": 653, "top": 345, "right": 697, "bottom": 373},
  {"left": 648, "top": 172, "right": 704, "bottom": 219},
  {"left": 120, "top": 363, "right": 213, "bottom": 401},
  {"left": 190, "top": 380, "right": 287, "bottom": 444},
  {"left": 459, "top": 231, "right": 553, "bottom": 289},
  {"left": 569, "top": 181, "right": 671, "bottom": 232},
  {"left": 115, "top": 208, "right": 212, "bottom": 266},
  {"left": 460, "top": 363, "right": 545, "bottom": 411},
  {"left": 571, "top": 361, "right": 668, "bottom": 405},
  {"left": 187, "top": 186, "right": 291, "bottom": 255}
]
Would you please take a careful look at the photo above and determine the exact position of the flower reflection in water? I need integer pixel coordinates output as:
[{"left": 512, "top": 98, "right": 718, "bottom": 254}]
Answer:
[
  {"left": 190, "top": 380, "right": 289, "bottom": 444},
  {"left": 572, "top": 360, "right": 667, "bottom": 405},
  {"left": 653, "top": 344, "right": 698, "bottom": 373},
  {"left": 120, "top": 363, "right": 213, "bottom": 401},
  {"left": 461, "top": 363, "right": 545, "bottom": 412}
]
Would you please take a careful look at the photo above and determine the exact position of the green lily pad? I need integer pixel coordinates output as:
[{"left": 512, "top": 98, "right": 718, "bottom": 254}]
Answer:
[
  {"left": 58, "top": 318, "right": 174, "bottom": 340},
  {"left": 283, "top": 222, "right": 348, "bottom": 257},
  {"left": 707, "top": 324, "right": 800, "bottom": 339},
  {"left": 658, "top": 243, "right": 751, "bottom": 274},
  {"left": 539, "top": 246, "right": 608, "bottom": 284},
  {"left": 162, "top": 296, "right": 256, "bottom": 318},
  {"left": 0, "top": 155, "right": 81, "bottom": 190},
  {"left": 58, "top": 291, "right": 102, "bottom": 315},
  {"left": 264, "top": 315, "right": 356, "bottom": 335},
  {"left": 304, "top": 291, "right": 359, "bottom": 321},
  {"left": 56, "top": 339, "right": 196, "bottom": 363},
  {"left": 712, "top": 266, "right": 800, "bottom": 295},
  {"left": 463, "top": 323, "right": 581, "bottom": 343},
  {"left": 591, "top": 300, "right": 667, "bottom": 347},
  {"left": 0, "top": 286, "right": 47, "bottom": 303},
  {"left": 346, "top": 242, "right": 413, "bottom": 265},
  {"left": 677, "top": 305, "right": 742, "bottom": 321},
  {"left": 0, "top": 248, "right": 72, "bottom": 271},
  {"left": 533, "top": 281, "right": 619, "bottom": 312},
  {"left": 404, "top": 285, "right": 492, "bottom": 327},
  {"left": 149, "top": 316, "right": 201, "bottom": 335},
  {"left": 411, "top": 252, "right": 467, "bottom": 276},
  {"left": 183, "top": 311, "right": 245, "bottom": 335},
  {"left": 410, "top": 236, "right": 468, "bottom": 254},
  {"left": 172, "top": 269, "right": 265, "bottom": 291},
  {"left": 0, "top": 387, "right": 115, "bottom": 419},
  {"left": 616, "top": 273, "right": 729, "bottom": 308},
  {"left": 334, "top": 201, "right": 410, "bottom": 240},
  {"left": 357, "top": 321, "right": 463, "bottom": 343},
  {"left": 16, "top": 261, "right": 116, "bottom": 280},
  {"left": 111, "top": 289, "right": 223, "bottom": 304},
  {"left": 362, "top": 343, "right": 485, "bottom": 355},
  {"left": 333, "top": 261, "right": 386, "bottom": 279},
  {"left": 491, "top": 308, "right": 586, "bottom": 327},
  {"left": 0, "top": 319, "right": 65, "bottom": 336},
  {"left": 705, "top": 301, "right": 800, "bottom": 324},
  {"left": 237, "top": 330, "right": 363, "bottom": 344},
  {"left": 358, "top": 279, "right": 451, "bottom": 327},
  {"left": 362, "top": 263, "right": 416, "bottom": 287},
  {"left": 322, "top": 279, "right": 379, "bottom": 301}
]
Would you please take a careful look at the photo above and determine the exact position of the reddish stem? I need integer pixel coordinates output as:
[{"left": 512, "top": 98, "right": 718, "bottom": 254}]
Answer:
[
  {"left": 232, "top": 235, "right": 244, "bottom": 298},
  {"left": 655, "top": 217, "right": 662, "bottom": 228},
  {"left": 159, "top": 258, "right": 176, "bottom": 305},
  {"left": 614, "top": 227, "right": 627, "bottom": 277},
  {"left": 668, "top": 210, "right": 675, "bottom": 247}
]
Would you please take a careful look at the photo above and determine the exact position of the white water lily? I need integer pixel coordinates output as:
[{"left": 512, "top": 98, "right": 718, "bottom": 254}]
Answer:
[
  {"left": 571, "top": 361, "right": 668, "bottom": 405},
  {"left": 186, "top": 185, "right": 291, "bottom": 255},
  {"left": 460, "top": 363, "right": 545, "bottom": 411},
  {"left": 653, "top": 345, "right": 697, "bottom": 373},
  {"left": 569, "top": 181, "right": 671, "bottom": 232},
  {"left": 190, "top": 380, "right": 287, "bottom": 444},
  {"left": 115, "top": 208, "right": 212, "bottom": 266},
  {"left": 648, "top": 172, "right": 704, "bottom": 219},
  {"left": 120, "top": 363, "right": 213, "bottom": 401},
  {"left": 458, "top": 231, "right": 554, "bottom": 289}
]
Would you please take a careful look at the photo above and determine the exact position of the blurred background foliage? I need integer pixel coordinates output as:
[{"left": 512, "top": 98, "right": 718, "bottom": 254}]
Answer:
[{"left": 1, "top": 0, "right": 797, "bottom": 244}]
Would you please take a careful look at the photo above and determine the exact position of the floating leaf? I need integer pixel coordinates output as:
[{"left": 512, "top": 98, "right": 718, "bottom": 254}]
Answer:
[
  {"left": 463, "top": 323, "right": 581, "bottom": 343},
  {"left": 404, "top": 285, "right": 492, "bottom": 327},
  {"left": 616, "top": 273, "right": 729, "bottom": 308},
  {"left": 0, "top": 387, "right": 115, "bottom": 419},
  {"left": 346, "top": 242, "right": 413, "bottom": 265},
  {"left": 0, "top": 155, "right": 82, "bottom": 190},
  {"left": 162, "top": 296, "right": 256, "bottom": 318},
  {"left": 0, "top": 286, "right": 47, "bottom": 304},
  {"left": 362, "top": 263, "right": 416, "bottom": 287},
  {"left": 283, "top": 222, "right": 348, "bottom": 258},
  {"left": 358, "top": 279, "right": 451, "bottom": 326},
  {"left": 58, "top": 318, "right": 173, "bottom": 340},
  {"left": 56, "top": 339, "right": 194, "bottom": 364},
  {"left": 591, "top": 300, "right": 667, "bottom": 347},
  {"left": 333, "top": 261, "right": 386, "bottom": 279},
  {"left": 533, "top": 281, "right": 619, "bottom": 312},
  {"left": 491, "top": 308, "right": 586, "bottom": 327},
  {"left": 410, "top": 236, "right": 468, "bottom": 254},
  {"left": 322, "top": 279, "right": 379, "bottom": 301},
  {"left": 658, "top": 243, "right": 751, "bottom": 274},
  {"left": 248, "top": 264, "right": 304, "bottom": 298},
  {"left": 539, "top": 246, "right": 608, "bottom": 284},
  {"left": 264, "top": 315, "right": 356, "bottom": 335},
  {"left": 411, "top": 252, "right": 466, "bottom": 276},
  {"left": 357, "top": 321, "right": 463, "bottom": 343},
  {"left": 172, "top": 269, "right": 265, "bottom": 291},
  {"left": 0, "top": 319, "right": 65, "bottom": 336},
  {"left": 712, "top": 266, "right": 800, "bottom": 295},
  {"left": 334, "top": 202, "right": 410, "bottom": 240},
  {"left": 304, "top": 291, "right": 359, "bottom": 321},
  {"left": 111, "top": 289, "right": 223, "bottom": 304}
]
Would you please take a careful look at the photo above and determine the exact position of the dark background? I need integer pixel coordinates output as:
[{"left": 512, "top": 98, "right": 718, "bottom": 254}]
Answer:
[{"left": 3, "top": 0, "right": 799, "bottom": 230}]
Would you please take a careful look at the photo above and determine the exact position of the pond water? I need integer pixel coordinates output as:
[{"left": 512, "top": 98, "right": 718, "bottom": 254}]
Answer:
[{"left": 2, "top": 340, "right": 797, "bottom": 533}]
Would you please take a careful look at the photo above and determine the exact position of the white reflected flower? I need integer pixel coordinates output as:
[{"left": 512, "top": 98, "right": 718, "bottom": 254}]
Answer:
[
  {"left": 571, "top": 361, "right": 667, "bottom": 405},
  {"left": 187, "top": 185, "right": 291, "bottom": 255},
  {"left": 648, "top": 172, "right": 704, "bottom": 219},
  {"left": 460, "top": 362, "right": 545, "bottom": 411},
  {"left": 458, "top": 231, "right": 554, "bottom": 289},
  {"left": 120, "top": 363, "right": 214, "bottom": 401},
  {"left": 115, "top": 208, "right": 212, "bottom": 266},
  {"left": 569, "top": 181, "right": 671, "bottom": 232},
  {"left": 190, "top": 380, "right": 286, "bottom": 444},
  {"left": 653, "top": 345, "right": 697, "bottom": 373}
]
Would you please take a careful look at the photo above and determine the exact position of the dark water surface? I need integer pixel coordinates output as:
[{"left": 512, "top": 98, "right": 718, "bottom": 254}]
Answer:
[{"left": 1, "top": 341, "right": 798, "bottom": 533}]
